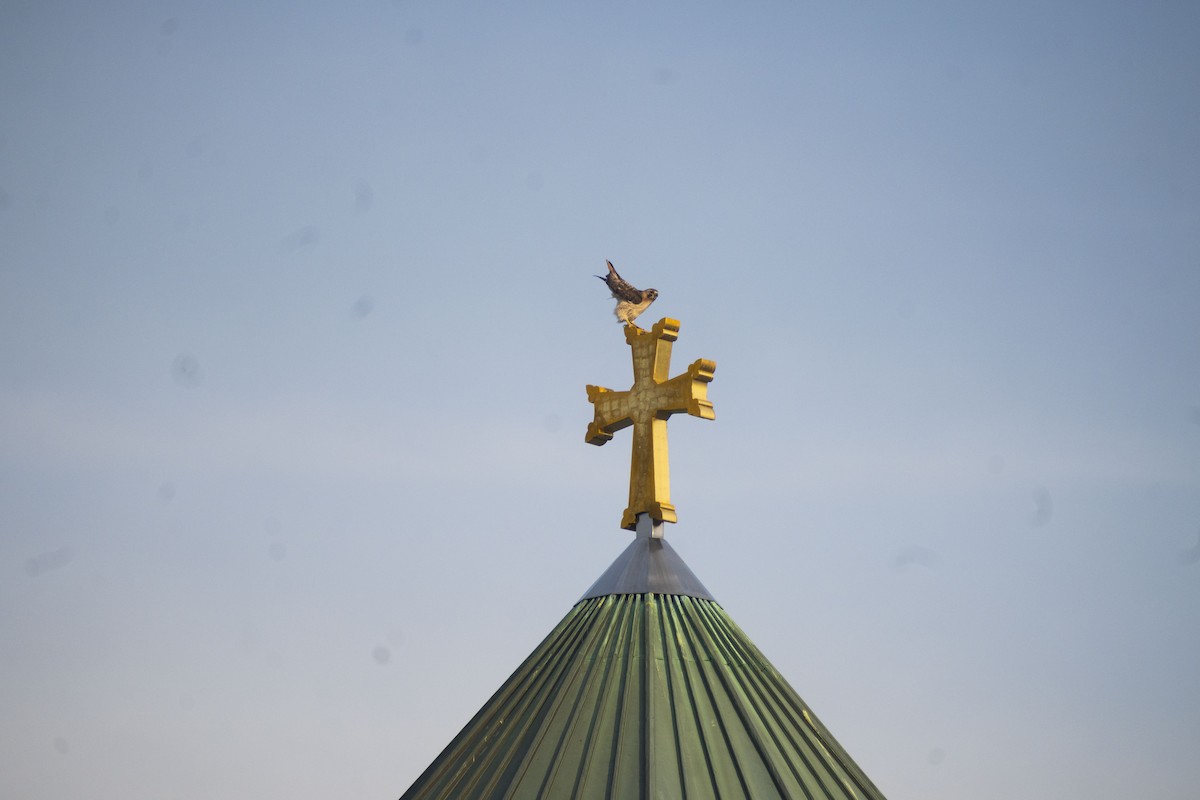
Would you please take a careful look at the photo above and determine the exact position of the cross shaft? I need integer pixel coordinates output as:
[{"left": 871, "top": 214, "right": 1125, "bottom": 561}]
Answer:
[{"left": 586, "top": 318, "right": 715, "bottom": 530}]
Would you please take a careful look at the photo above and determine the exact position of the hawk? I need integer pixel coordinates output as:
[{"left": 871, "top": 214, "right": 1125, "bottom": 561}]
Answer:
[{"left": 596, "top": 260, "right": 658, "bottom": 328}]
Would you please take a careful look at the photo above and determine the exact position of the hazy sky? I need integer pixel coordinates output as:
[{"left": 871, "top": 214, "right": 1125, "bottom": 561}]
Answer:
[{"left": 2, "top": 2, "right": 1199, "bottom": 798}]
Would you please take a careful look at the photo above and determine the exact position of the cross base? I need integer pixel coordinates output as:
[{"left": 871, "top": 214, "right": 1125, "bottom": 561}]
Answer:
[
  {"left": 622, "top": 503, "right": 675, "bottom": 532},
  {"left": 634, "top": 512, "right": 666, "bottom": 539}
]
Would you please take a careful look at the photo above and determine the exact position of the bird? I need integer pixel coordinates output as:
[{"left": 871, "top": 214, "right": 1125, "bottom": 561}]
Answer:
[{"left": 596, "top": 260, "right": 658, "bottom": 328}]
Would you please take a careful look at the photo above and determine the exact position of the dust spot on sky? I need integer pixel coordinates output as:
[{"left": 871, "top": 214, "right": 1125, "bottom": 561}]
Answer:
[
  {"left": 185, "top": 136, "right": 206, "bottom": 158},
  {"left": 652, "top": 67, "right": 677, "bottom": 85},
  {"left": 26, "top": 547, "right": 72, "bottom": 577},
  {"left": 268, "top": 542, "right": 287, "bottom": 562},
  {"left": 103, "top": 205, "right": 120, "bottom": 225},
  {"left": 987, "top": 454, "right": 1004, "bottom": 475},
  {"left": 53, "top": 737, "right": 70, "bottom": 755},
  {"left": 352, "top": 296, "right": 373, "bottom": 318},
  {"left": 353, "top": 180, "right": 373, "bottom": 213},
  {"left": 1179, "top": 530, "right": 1200, "bottom": 566},
  {"left": 171, "top": 353, "right": 202, "bottom": 387},
  {"left": 891, "top": 545, "right": 939, "bottom": 570},
  {"left": 1031, "top": 485, "right": 1053, "bottom": 526},
  {"left": 404, "top": 28, "right": 423, "bottom": 45},
  {"left": 543, "top": 413, "right": 562, "bottom": 433},
  {"left": 372, "top": 646, "right": 391, "bottom": 665},
  {"left": 1189, "top": 406, "right": 1200, "bottom": 426},
  {"left": 157, "top": 482, "right": 175, "bottom": 501},
  {"left": 280, "top": 225, "right": 319, "bottom": 254},
  {"left": 927, "top": 747, "right": 946, "bottom": 766},
  {"left": 526, "top": 171, "right": 544, "bottom": 191},
  {"left": 155, "top": 20, "right": 177, "bottom": 54},
  {"left": 236, "top": 625, "right": 260, "bottom": 657}
]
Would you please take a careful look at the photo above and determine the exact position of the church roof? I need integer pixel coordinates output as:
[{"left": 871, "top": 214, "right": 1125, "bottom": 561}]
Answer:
[
  {"left": 400, "top": 542, "right": 886, "bottom": 800},
  {"left": 400, "top": 318, "right": 886, "bottom": 798}
]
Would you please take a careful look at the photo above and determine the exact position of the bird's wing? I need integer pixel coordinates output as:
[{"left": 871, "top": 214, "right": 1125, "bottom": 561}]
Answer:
[{"left": 602, "top": 260, "right": 644, "bottom": 302}]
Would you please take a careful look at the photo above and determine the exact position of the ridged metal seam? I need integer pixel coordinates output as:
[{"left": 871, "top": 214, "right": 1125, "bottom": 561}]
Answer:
[{"left": 400, "top": 594, "right": 887, "bottom": 800}]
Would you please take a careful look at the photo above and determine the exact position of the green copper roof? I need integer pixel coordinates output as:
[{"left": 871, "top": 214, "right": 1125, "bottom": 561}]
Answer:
[{"left": 401, "top": 591, "right": 886, "bottom": 799}]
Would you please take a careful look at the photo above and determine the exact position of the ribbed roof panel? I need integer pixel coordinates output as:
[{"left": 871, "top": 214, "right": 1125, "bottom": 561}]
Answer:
[{"left": 401, "top": 594, "right": 886, "bottom": 799}]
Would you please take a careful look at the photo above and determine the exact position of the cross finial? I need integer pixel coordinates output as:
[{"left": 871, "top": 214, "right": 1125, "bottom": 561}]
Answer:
[{"left": 586, "top": 318, "right": 716, "bottom": 531}]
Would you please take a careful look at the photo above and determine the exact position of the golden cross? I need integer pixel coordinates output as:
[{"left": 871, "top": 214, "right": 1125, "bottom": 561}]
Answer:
[{"left": 586, "top": 318, "right": 716, "bottom": 531}]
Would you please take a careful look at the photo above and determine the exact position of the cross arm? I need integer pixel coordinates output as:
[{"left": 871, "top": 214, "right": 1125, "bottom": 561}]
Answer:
[
  {"left": 585, "top": 385, "right": 632, "bottom": 445},
  {"left": 654, "top": 358, "right": 716, "bottom": 421}
]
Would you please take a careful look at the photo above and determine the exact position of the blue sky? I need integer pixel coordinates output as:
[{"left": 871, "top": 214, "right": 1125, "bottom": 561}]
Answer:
[{"left": 2, "top": 2, "right": 1199, "bottom": 797}]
